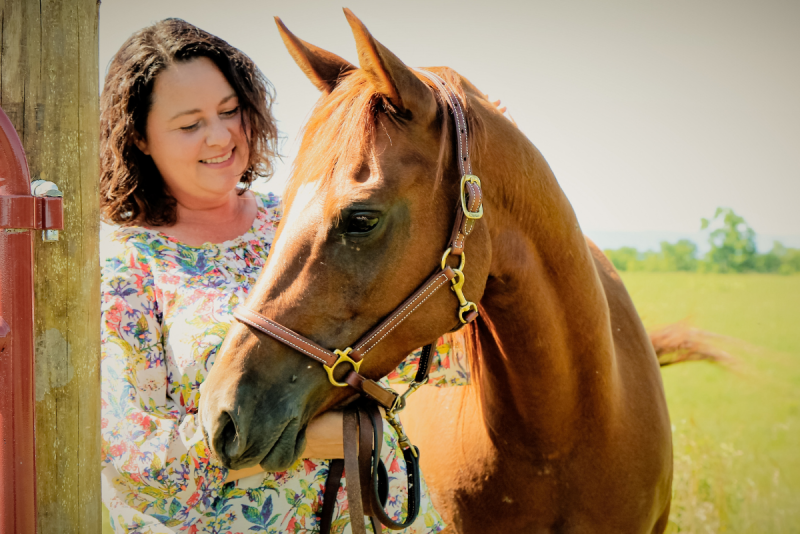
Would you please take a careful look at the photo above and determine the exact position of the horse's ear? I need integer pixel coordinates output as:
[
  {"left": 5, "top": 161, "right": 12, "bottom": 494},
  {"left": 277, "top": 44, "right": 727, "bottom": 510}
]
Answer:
[
  {"left": 343, "top": 9, "right": 437, "bottom": 121},
  {"left": 275, "top": 17, "right": 355, "bottom": 93}
]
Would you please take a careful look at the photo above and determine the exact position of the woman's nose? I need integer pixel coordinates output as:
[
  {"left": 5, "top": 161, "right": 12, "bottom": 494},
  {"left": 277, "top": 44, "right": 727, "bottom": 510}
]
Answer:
[{"left": 206, "top": 117, "right": 232, "bottom": 148}]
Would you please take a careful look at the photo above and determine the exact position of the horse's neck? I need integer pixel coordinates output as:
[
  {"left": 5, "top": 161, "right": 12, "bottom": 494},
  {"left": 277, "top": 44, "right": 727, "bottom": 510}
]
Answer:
[{"left": 472, "top": 115, "right": 618, "bottom": 450}]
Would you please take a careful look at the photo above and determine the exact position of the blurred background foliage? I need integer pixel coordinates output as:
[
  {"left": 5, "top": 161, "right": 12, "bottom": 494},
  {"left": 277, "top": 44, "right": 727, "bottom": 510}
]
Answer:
[{"left": 604, "top": 208, "right": 800, "bottom": 275}]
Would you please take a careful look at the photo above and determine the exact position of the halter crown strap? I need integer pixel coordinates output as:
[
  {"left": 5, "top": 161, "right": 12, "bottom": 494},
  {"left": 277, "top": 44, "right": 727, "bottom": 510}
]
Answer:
[{"left": 415, "top": 69, "right": 482, "bottom": 256}]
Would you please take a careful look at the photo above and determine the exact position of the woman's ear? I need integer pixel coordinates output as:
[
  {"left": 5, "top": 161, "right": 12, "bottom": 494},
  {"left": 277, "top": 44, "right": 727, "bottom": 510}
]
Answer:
[{"left": 133, "top": 132, "right": 150, "bottom": 155}]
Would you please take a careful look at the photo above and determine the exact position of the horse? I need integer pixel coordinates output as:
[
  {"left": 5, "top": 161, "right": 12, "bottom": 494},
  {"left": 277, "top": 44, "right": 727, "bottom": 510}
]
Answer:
[{"left": 200, "top": 9, "right": 678, "bottom": 533}]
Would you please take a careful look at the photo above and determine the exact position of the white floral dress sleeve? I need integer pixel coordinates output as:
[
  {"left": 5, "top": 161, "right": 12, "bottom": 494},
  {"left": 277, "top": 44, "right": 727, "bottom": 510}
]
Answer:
[{"left": 101, "top": 235, "right": 227, "bottom": 533}]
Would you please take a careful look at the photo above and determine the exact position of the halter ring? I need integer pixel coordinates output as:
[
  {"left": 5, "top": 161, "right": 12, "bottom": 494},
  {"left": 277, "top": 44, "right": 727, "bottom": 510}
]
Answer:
[
  {"left": 324, "top": 348, "right": 362, "bottom": 387},
  {"left": 441, "top": 248, "right": 467, "bottom": 271}
]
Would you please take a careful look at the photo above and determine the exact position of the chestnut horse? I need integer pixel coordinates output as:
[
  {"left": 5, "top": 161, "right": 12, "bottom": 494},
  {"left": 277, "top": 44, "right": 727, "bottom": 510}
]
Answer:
[{"left": 201, "top": 10, "right": 674, "bottom": 533}]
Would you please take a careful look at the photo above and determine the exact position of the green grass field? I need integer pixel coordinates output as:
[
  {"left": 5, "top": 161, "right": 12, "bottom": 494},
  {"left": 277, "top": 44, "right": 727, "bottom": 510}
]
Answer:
[
  {"left": 621, "top": 273, "right": 800, "bottom": 533},
  {"left": 104, "top": 273, "right": 800, "bottom": 533}
]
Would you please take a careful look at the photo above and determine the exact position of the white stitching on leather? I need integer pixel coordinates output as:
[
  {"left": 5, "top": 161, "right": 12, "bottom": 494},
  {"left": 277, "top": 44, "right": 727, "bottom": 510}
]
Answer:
[
  {"left": 235, "top": 311, "right": 331, "bottom": 366},
  {"left": 415, "top": 69, "right": 470, "bottom": 176},
  {"left": 444, "top": 85, "right": 470, "bottom": 175},
  {"left": 355, "top": 273, "right": 447, "bottom": 356},
  {"left": 470, "top": 183, "right": 482, "bottom": 211},
  {"left": 356, "top": 273, "right": 448, "bottom": 350},
  {"left": 359, "top": 274, "right": 450, "bottom": 355}
]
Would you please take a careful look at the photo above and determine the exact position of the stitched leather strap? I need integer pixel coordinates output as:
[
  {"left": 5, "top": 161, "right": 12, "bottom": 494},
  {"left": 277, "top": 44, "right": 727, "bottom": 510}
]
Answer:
[
  {"left": 233, "top": 266, "right": 456, "bottom": 410},
  {"left": 415, "top": 69, "right": 481, "bottom": 256},
  {"left": 234, "top": 307, "right": 337, "bottom": 367},
  {"left": 319, "top": 458, "right": 344, "bottom": 534},
  {"left": 351, "top": 267, "right": 456, "bottom": 358},
  {"left": 416, "top": 70, "right": 472, "bottom": 178}
]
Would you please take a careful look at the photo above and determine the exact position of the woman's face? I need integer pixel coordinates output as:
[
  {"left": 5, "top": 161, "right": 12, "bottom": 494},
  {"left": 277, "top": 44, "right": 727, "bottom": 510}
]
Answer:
[{"left": 136, "top": 56, "right": 250, "bottom": 208}]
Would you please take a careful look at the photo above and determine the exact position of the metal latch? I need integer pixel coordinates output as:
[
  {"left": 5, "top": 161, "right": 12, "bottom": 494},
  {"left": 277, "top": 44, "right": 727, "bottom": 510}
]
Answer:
[
  {"left": 0, "top": 180, "right": 64, "bottom": 242},
  {"left": 31, "top": 180, "right": 63, "bottom": 241}
]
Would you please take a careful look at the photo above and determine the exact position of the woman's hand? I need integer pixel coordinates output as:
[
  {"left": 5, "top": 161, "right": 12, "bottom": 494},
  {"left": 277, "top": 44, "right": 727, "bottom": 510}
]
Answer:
[{"left": 224, "top": 410, "right": 345, "bottom": 484}]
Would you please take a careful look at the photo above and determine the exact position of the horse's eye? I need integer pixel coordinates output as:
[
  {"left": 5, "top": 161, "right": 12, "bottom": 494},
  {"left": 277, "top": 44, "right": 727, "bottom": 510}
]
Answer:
[{"left": 346, "top": 212, "right": 380, "bottom": 235}]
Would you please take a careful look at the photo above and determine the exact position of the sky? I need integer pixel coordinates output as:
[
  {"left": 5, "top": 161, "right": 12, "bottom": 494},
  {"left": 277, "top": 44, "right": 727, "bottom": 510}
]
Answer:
[{"left": 99, "top": 0, "right": 800, "bottom": 247}]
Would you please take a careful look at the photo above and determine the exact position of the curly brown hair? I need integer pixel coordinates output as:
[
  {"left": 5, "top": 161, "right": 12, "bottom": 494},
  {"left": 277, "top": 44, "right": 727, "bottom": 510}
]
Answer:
[{"left": 100, "top": 18, "right": 278, "bottom": 226}]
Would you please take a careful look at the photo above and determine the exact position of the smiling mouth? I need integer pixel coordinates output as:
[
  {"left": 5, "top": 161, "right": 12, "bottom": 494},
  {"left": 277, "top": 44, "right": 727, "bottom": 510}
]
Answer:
[{"left": 200, "top": 149, "right": 233, "bottom": 164}]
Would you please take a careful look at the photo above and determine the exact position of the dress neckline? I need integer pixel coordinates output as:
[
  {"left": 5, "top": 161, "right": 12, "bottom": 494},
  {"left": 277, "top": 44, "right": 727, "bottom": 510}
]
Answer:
[{"left": 138, "top": 192, "right": 269, "bottom": 251}]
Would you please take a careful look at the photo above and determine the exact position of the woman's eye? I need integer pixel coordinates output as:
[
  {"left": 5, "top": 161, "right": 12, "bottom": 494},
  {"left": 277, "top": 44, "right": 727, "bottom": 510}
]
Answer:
[
  {"left": 221, "top": 107, "right": 239, "bottom": 117},
  {"left": 346, "top": 213, "right": 380, "bottom": 235},
  {"left": 180, "top": 122, "right": 199, "bottom": 132}
]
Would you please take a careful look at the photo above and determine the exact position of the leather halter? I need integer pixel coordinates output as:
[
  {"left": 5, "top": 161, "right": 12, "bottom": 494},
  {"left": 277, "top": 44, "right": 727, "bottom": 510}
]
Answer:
[{"left": 232, "top": 70, "right": 483, "bottom": 532}]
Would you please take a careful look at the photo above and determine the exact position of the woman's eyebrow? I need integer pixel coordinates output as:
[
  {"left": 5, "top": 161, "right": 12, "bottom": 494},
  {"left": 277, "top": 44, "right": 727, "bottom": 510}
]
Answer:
[{"left": 168, "top": 93, "right": 238, "bottom": 122}]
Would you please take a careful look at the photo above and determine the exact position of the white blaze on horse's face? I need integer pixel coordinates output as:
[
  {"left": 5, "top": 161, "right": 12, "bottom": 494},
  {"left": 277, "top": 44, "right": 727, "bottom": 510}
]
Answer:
[{"left": 260, "top": 179, "right": 323, "bottom": 283}]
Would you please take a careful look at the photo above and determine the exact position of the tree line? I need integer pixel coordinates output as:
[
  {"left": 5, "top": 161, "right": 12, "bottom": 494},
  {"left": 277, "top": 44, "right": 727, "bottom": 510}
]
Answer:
[{"left": 603, "top": 208, "right": 800, "bottom": 274}]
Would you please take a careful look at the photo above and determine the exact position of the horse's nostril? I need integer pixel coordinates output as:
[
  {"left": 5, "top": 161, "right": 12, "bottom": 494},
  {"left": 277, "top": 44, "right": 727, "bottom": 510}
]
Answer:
[{"left": 213, "top": 410, "right": 246, "bottom": 464}]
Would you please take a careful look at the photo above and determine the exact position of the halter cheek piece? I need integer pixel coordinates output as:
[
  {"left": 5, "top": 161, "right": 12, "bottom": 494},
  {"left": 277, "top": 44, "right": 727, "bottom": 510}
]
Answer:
[{"left": 232, "top": 71, "right": 483, "bottom": 533}]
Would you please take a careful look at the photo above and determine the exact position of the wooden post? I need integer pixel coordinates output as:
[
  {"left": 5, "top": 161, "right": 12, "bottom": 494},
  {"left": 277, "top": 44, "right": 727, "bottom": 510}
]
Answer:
[{"left": 0, "top": 0, "right": 101, "bottom": 532}]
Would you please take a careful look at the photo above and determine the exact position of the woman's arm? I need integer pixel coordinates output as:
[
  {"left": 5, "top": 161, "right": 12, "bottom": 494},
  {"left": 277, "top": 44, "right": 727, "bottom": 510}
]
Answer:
[
  {"left": 302, "top": 410, "right": 345, "bottom": 458},
  {"left": 101, "top": 241, "right": 227, "bottom": 521},
  {"left": 225, "top": 410, "right": 345, "bottom": 483}
]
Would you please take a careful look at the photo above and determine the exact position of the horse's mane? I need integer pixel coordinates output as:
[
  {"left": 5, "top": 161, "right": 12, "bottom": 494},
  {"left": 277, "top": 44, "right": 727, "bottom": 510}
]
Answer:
[{"left": 284, "top": 67, "right": 480, "bottom": 221}]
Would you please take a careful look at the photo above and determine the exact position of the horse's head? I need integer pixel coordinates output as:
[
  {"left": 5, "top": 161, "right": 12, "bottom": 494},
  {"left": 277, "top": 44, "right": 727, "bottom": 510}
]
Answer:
[{"left": 200, "top": 10, "right": 492, "bottom": 471}]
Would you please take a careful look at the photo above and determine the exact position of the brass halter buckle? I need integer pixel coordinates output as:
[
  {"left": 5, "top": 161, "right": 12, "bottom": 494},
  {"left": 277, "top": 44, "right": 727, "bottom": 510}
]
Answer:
[
  {"left": 324, "top": 347, "right": 362, "bottom": 387},
  {"left": 460, "top": 174, "right": 484, "bottom": 219}
]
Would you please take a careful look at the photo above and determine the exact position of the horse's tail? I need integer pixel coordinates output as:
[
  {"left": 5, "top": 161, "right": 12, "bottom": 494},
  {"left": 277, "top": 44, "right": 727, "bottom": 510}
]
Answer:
[{"left": 649, "top": 321, "right": 731, "bottom": 367}]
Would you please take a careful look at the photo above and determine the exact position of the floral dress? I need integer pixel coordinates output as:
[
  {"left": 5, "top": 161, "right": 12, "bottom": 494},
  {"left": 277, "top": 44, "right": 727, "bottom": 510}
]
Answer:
[{"left": 101, "top": 192, "right": 470, "bottom": 534}]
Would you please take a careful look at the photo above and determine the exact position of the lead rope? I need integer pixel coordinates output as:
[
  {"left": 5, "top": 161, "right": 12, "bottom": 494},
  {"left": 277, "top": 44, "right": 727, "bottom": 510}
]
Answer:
[{"left": 318, "top": 344, "right": 432, "bottom": 534}]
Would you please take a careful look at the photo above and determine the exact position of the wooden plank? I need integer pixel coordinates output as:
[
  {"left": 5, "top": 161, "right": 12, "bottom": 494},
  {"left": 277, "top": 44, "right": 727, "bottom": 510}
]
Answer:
[
  {"left": 75, "top": 0, "right": 101, "bottom": 530},
  {"left": 1, "top": 0, "right": 100, "bottom": 532}
]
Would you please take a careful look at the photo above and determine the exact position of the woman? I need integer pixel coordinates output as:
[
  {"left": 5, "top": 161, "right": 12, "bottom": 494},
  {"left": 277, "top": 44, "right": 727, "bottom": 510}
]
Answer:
[{"left": 99, "top": 18, "right": 470, "bottom": 533}]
